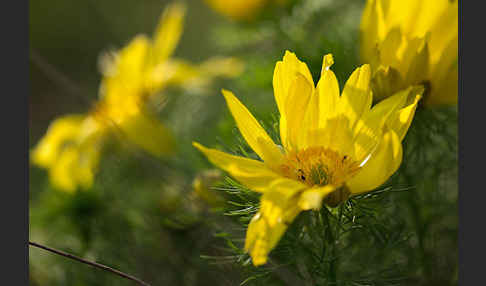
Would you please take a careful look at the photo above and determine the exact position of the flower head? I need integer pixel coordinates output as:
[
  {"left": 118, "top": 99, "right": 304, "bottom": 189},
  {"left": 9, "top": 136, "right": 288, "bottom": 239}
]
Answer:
[
  {"left": 31, "top": 2, "right": 243, "bottom": 192},
  {"left": 360, "top": 0, "right": 458, "bottom": 105},
  {"left": 96, "top": 2, "right": 243, "bottom": 156},
  {"left": 193, "top": 51, "right": 422, "bottom": 266}
]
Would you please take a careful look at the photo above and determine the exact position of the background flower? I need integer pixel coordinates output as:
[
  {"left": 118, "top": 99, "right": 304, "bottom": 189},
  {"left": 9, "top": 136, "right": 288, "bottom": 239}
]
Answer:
[
  {"left": 360, "top": 0, "right": 458, "bottom": 106},
  {"left": 31, "top": 2, "right": 243, "bottom": 192},
  {"left": 203, "top": 0, "right": 289, "bottom": 21}
]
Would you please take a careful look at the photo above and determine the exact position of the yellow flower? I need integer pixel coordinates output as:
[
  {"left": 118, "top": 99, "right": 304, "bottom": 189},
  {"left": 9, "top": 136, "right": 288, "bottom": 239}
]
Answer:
[
  {"left": 203, "top": 0, "right": 288, "bottom": 21},
  {"left": 193, "top": 51, "right": 422, "bottom": 266},
  {"left": 31, "top": 115, "right": 104, "bottom": 193},
  {"left": 360, "top": 0, "right": 458, "bottom": 106},
  {"left": 97, "top": 2, "right": 243, "bottom": 157},
  {"left": 31, "top": 2, "right": 243, "bottom": 192}
]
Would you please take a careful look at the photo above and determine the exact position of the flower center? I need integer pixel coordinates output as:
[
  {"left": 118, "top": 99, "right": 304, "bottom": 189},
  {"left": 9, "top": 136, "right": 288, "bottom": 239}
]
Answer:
[{"left": 279, "top": 146, "right": 361, "bottom": 187}]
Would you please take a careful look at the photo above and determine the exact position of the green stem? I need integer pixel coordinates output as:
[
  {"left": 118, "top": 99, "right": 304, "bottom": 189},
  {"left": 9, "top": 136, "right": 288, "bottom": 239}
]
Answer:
[
  {"left": 403, "top": 171, "right": 432, "bottom": 283},
  {"left": 322, "top": 207, "right": 338, "bottom": 285}
]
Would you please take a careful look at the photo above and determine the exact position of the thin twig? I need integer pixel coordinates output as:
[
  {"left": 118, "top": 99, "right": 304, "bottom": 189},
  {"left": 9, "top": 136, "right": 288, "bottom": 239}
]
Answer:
[
  {"left": 29, "top": 241, "right": 151, "bottom": 286},
  {"left": 29, "top": 49, "right": 91, "bottom": 106}
]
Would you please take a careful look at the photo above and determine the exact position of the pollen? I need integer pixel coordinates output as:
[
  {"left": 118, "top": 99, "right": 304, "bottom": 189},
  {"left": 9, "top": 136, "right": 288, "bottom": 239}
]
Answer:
[{"left": 279, "top": 147, "right": 361, "bottom": 187}]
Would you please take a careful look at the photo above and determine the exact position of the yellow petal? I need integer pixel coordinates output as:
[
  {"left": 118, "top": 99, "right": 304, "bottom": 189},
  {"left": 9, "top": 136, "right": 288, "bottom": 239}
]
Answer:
[
  {"left": 73, "top": 119, "right": 104, "bottom": 189},
  {"left": 377, "top": 28, "right": 403, "bottom": 70},
  {"left": 360, "top": 0, "right": 387, "bottom": 62},
  {"left": 48, "top": 146, "right": 79, "bottom": 193},
  {"left": 352, "top": 85, "right": 422, "bottom": 162},
  {"left": 382, "top": 0, "right": 422, "bottom": 37},
  {"left": 359, "top": 86, "right": 414, "bottom": 132},
  {"left": 387, "top": 91, "right": 422, "bottom": 141},
  {"left": 316, "top": 54, "right": 340, "bottom": 129},
  {"left": 309, "top": 54, "right": 348, "bottom": 152},
  {"left": 339, "top": 64, "right": 372, "bottom": 131},
  {"left": 352, "top": 119, "right": 382, "bottom": 165},
  {"left": 370, "top": 65, "right": 404, "bottom": 102},
  {"left": 386, "top": 36, "right": 425, "bottom": 85},
  {"left": 430, "top": 34, "right": 458, "bottom": 84},
  {"left": 346, "top": 128, "right": 402, "bottom": 194},
  {"left": 428, "top": 0, "right": 458, "bottom": 64},
  {"left": 193, "top": 142, "right": 284, "bottom": 192},
  {"left": 50, "top": 141, "right": 99, "bottom": 192},
  {"left": 198, "top": 56, "right": 245, "bottom": 78},
  {"left": 428, "top": 35, "right": 458, "bottom": 105},
  {"left": 273, "top": 51, "right": 314, "bottom": 109},
  {"left": 150, "top": 57, "right": 245, "bottom": 92},
  {"left": 313, "top": 115, "right": 355, "bottom": 158},
  {"left": 404, "top": 0, "right": 449, "bottom": 39},
  {"left": 284, "top": 73, "right": 314, "bottom": 151},
  {"left": 116, "top": 35, "right": 150, "bottom": 80},
  {"left": 118, "top": 110, "right": 175, "bottom": 157},
  {"left": 149, "top": 59, "right": 198, "bottom": 91},
  {"left": 273, "top": 51, "right": 314, "bottom": 149},
  {"left": 74, "top": 142, "right": 101, "bottom": 190},
  {"left": 300, "top": 89, "right": 319, "bottom": 150},
  {"left": 152, "top": 2, "right": 186, "bottom": 64},
  {"left": 298, "top": 185, "right": 337, "bottom": 210},
  {"left": 244, "top": 210, "right": 294, "bottom": 266},
  {"left": 100, "top": 35, "right": 150, "bottom": 103},
  {"left": 428, "top": 62, "right": 457, "bottom": 106},
  {"left": 31, "top": 115, "right": 85, "bottom": 168},
  {"left": 245, "top": 180, "right": 306, "bottom": 266},
  {"left": 259, "top": 178, "right": 307, "bottom": 226},
  {"left": 222, "top": 89, "right": 283, "bottom": 166},
  {"left": 404, "top": 41, "right": 430, "bottom": 85},
  {"left": 109, "top": 35, "right": 150, "bottom": 81},
  {"left": 204, "top": 0, "right": 266, "bottom": 21}
]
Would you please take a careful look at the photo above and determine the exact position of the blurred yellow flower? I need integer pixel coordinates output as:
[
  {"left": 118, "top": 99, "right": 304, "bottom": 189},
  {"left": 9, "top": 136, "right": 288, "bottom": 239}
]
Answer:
[
  {"left": 31, "top": 115, "right": 104, "bottom": 193},
  {"left": 193, "top": 51, "right": 422, "bottom": 266},
  {"left": 31, "top": 2, "right": 243, "bottom": 192},
  {"left": 97, "top": 2, "right": 243, "bottom": 156},
  {"left": 360, "top": 0, "right": 458, "bottom": 106},
  {"left": 204, "top": 0, "right": 288, "bottom": 21},
  {"left": 192, "top": 169, "right": 225, "bottom": 208}
]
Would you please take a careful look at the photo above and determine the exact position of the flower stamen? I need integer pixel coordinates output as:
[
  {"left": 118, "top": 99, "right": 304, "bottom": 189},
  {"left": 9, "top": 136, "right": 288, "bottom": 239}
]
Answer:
[{"left": 279, "top": 147, "right": 361, "bottom": 187}]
